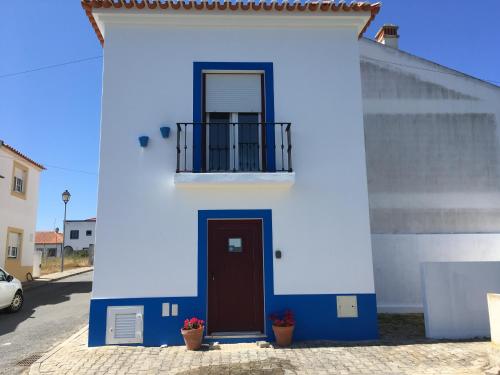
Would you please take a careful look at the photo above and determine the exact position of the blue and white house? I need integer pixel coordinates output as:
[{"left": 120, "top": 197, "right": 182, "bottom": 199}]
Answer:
[{"left": 83, "top": 0, "right": 381, "bottom": 346}]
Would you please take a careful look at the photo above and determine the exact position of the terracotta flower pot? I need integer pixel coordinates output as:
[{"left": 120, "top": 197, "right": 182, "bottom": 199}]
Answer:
[
  {"left": 181, "top": 326, "right": 204, "bottom": 350},
  {"left": 272, "top": 324, "right": 295, "bottom": 347}
]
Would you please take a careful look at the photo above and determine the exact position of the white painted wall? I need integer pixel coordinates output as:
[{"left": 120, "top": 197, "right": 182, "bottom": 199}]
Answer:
[
  {"left": 360, "top": 39, "right": 500, "bottom": 312},
  {"left": 360, "top": 38, "right": 500, "bottom": 234},
  {"left": 421, "top": 261, "right": 500, "bottom": 339},
  {"left": 372, "top": 234, "right": 500, "bottom": 312},
  {"left": 63, "top": 221, "right": 96, "bottom": 251},
  {"left": 0, "top": 146, "right": 42, "bottom": 277},
  {"left": 92, "top": 13, "right": 375, "bottom": 298}
]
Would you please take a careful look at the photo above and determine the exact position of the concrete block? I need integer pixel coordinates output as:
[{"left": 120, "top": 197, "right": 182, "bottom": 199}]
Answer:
[
  {"left": 488, "top": 293, "right": 500, "bottom": 344},
  {"left": 421, "top": 261, "right": 500, "bottom": 339}
]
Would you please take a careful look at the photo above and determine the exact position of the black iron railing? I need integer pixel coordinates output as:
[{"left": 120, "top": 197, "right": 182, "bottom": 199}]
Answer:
[{"left": 176, "top": 122, "right": 292, "bottom": 173}]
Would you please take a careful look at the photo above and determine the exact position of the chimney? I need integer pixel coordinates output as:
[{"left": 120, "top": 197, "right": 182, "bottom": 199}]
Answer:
[{"left": 375, "top": 24, "right": 399, "bottom": 49}]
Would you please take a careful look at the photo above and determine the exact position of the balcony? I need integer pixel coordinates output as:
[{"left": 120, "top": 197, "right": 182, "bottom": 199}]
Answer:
[{"left": 175, "top": 122, "right": 294, "bottom": 187}]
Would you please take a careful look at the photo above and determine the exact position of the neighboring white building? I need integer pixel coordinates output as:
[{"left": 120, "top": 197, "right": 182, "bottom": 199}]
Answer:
[
  {"left": 83, "top": 0, "right": 380, "bottom": 347},
  {"left": 360, "top": 26, "right": 500, "bottom": 313},
  {"left": 63, "top": 218, "right": 96, "bottom": 252},
  {"left": 0, "top": 140, "right": 45, "bottom": 280},
  {"left": 35, "top": 230, "right": 63, "bottom": 257}
]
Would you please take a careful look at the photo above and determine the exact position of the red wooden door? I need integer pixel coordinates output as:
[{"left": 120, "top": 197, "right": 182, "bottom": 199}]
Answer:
[{"left": 207, "top": 220, "right": 264, "bottom": 334}]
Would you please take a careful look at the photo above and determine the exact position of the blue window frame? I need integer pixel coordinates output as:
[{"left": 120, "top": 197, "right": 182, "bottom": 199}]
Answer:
[{"left": 192, "top": 62, "right": 276, "bottom": 172}]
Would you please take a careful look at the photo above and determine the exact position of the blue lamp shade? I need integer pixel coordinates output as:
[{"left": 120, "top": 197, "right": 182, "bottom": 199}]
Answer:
[
  {"left": 138, "top": 136, "right": 149, "bottom": 147},
  {"left": 160, "top": 126, "right": 171, "bottom": 138}
]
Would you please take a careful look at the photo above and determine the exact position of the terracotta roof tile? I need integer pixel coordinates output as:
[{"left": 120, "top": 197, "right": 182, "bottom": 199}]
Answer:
[
  {"left": 35, "top": 231, "right": 63, "bottom": 244},
  {"left": 0, "top": 141, "right": 45, "bottom": 170},
  {"left": 82, "top": 0, "right": 381, "bottom": 46}
]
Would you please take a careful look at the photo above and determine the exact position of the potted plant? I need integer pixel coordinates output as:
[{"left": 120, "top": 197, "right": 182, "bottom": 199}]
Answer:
[
  {"left": 180, "top": 317, "right": 205, "bottom": 350},
  {"left": 270, "top": 310, "right": 295, "bottom": 347}
]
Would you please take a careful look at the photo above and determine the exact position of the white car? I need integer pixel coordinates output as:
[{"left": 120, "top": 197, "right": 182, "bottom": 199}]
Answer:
[{"left": 0, "top": 267, "right": 23, "bottom": 312}]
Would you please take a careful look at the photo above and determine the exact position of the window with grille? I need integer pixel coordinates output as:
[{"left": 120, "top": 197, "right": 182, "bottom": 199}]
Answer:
[
  {"left": 11, "top": 162, "right": 28, "bottom": 197},
  {"left": 7, "top": 231, "right": 21, "bottom": 258}
]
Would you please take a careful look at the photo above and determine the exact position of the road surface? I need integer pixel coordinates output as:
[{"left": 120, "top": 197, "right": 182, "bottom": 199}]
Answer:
[{"left": 0, "top": 271, "right": 92, "bottom": 374}]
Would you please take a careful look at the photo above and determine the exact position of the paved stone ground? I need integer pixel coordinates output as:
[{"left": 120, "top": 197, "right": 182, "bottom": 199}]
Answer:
[{"left": 29, "top": 314, "right": 500, "bottom": 375}]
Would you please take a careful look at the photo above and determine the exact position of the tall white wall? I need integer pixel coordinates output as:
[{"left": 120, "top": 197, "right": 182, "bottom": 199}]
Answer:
[
  {"left": 360, "top": 38, "right": 500, "bottom": 234},
  {"left": 92, "top": 16, "right": 374, "bottom": 299},
  {"left": 360, "top": 39, "right": 500, "bottom": 312}
]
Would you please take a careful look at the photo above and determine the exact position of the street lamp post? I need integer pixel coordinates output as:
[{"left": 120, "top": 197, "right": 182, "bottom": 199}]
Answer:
[{"left": 61, "top": 190, "right": 71, "bottom": 272}]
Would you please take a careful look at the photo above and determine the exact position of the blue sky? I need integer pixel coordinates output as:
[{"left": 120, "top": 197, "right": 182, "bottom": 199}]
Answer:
[{"left": 2, "top": 1, "right": 499, "bottom": 230}]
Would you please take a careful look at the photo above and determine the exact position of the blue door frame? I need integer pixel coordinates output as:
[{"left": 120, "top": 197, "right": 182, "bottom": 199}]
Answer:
[
  {"left": 192, "top": 62, "right": 276, "bottom": 173},
  {"left": 198, "top": 209, "right": 274, "bottom": 340}
]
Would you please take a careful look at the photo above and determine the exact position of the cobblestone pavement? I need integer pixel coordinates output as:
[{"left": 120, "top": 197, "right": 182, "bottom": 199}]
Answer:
[{"left": 29, "top": 315, "right": 500, "bottom": 375}]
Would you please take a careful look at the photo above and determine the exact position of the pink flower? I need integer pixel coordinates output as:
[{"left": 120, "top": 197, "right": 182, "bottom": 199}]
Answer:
[{"left": 269, "top": 310, "right": 295, "bottom": 327}]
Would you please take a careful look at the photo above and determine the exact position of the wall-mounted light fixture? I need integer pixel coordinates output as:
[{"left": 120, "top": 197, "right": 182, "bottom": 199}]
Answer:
[
  {"left": 160, "top": 126, "right": 171, "bottom": 139},
  {"left": 138, "top": 136, "right": 149, "bottom": 148}
]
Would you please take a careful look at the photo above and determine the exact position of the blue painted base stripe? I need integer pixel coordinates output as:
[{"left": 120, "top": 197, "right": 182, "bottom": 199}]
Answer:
[{"left": 88, "top": 294, "right": 377, "bottom": 347}]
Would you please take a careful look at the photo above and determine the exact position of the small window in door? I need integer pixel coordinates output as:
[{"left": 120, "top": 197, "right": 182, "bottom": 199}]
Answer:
[{"left": 228, "top": 238, "right": 243, "bottom": 252}]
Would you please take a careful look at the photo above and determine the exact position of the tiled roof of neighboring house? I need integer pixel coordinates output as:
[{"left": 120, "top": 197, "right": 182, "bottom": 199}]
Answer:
[
  {"left": 82, "top": 0, "right": 381, "bottom": 46},
  {"left": 0, "top": 140, "right": 46, "bottom": 170},
  {"left": 36, "top": 231, "right": 64, "bottom": 244}
]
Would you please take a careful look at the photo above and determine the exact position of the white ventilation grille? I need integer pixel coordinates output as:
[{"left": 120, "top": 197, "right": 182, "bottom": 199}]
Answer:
[
  {"left": 106, "top": 306, "right": 144, "bottom": 345},
  {"left": 205, "top": 73, "right": 262, "bottom": 113}
]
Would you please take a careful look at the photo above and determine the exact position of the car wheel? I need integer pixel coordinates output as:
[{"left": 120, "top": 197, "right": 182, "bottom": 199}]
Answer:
[{"left": 8, "top": 291, "right": 23, "bottom": 313}]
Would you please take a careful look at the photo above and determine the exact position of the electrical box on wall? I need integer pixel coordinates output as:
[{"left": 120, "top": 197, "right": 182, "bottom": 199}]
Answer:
[
  {"left": 337, "top": 295, "right": 358, "bottom": 318},
  {"left": 162, "top": 303, "right": 170, "bottom": 317}
]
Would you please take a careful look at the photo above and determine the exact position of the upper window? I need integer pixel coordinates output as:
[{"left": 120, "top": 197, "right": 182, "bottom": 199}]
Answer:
[
  {"left": 86, "top": 230, "right": 92, "bottom": 236},
  {"left": 7, "top": 230, "right": 22, "bottom": 259},
  {"left": 70, "top": 230, "right": 79, "bottom": 239},
  {"left": 204, "top": 73, "right": 263, "bottom": 172},
  {"left": 11, "top": 161, "right": 28, "bottom": 199}
]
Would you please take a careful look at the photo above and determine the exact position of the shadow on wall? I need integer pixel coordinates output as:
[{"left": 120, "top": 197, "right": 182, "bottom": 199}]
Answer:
[{"left": 0, "top": 280, "right": 92, "bottom": 336}]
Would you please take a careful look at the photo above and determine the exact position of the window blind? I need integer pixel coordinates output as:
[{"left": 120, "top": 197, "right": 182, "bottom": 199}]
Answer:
[{"left": 205, "top": 74, "right": 262, "bottom": 113}]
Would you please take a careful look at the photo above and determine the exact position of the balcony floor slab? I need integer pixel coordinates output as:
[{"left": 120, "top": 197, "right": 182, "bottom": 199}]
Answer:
[{"left": 174, "top": 172, "right": 295, "bottom": 187}]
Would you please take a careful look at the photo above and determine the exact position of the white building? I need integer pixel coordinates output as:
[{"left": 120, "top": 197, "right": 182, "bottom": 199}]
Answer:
[
  {"left": 0, "top": 140, "right": 45, "bottom": 280},
  {"left": 83, "top": 0, "right": 380, "bottom": 346},
  {"left": 63, "top": 218, "right": 96, "bottom": 252},
  {"left": 360, "top": 26, "right": 500, "bottom": 313},
  {"left": 35, "top": 230, "right": 63, "bottom": 257},
  {"left": 82, "top": 0, "right": 500, "bottom": 347}
]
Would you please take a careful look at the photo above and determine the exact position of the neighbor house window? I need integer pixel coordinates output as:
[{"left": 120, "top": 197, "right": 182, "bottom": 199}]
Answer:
[
  {"left": 11, "top": 161, "right": 28, "bottom": 199},
  {"left": 86, "top": 230, "right": 92, "bottom": 236},
  {"left": 70, "top": 230, "right": 79, "bottom": 239},
  {"left": 47, "top": 248, "right": 57, "bottom": 257},
  {"left": 7, "top": 229, "right": 22, "bottom": 259}
]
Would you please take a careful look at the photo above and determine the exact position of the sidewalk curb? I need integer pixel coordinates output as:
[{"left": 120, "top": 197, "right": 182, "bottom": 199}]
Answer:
[
  {"left": 22, "top": 267, "right": 93, "bottom": 291},
  {"left": 28, "top": 325, "right": 89, "bottom": 375}
]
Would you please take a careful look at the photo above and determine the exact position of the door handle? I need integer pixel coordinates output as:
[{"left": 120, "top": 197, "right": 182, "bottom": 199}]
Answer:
[{"left": 211, "top": 273, "right": 215, "bottom": 281}]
